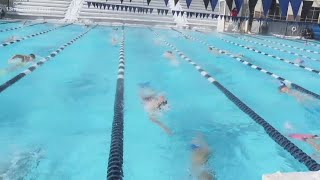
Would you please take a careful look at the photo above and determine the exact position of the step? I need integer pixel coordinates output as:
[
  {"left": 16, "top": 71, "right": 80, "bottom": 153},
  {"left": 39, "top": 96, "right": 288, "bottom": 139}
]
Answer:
[
  {"left": 14, "top": 2, "right": 70, "bottom": 7},
  {"left": 81, "top": 8, "right": 170, "bottom": 15},
  {"left": 83, "top": 3, "right": 167, "bottom": 9},
  {"left": 13, "top": 5, "right": 68, "bottom": 11},
  {"left": 79, "top": 16, "right": 175, "bottom": 25},
  {"left": 9, "top": 8, "right": 66, "bottom": 15},
  {"left": 7, "top": 11, "right": 65, "bottom": 18},
  {"left": 16, "top": 0, "right": 71, "bottom": 5},
  {"left": 79, "top": 12, "right": 173, "bottom": 20}
]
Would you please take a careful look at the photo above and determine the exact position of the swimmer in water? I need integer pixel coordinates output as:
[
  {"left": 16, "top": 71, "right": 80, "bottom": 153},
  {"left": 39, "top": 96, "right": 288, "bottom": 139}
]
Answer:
[
  {"left": 3, "top": 36, "right": 19, "bottom": 43},
  {"left": 208, "top": 47, "right": 219, "bottom": 55},
  {"left": 294, "top": 58, "right": 304, "bottom": 64},
  {"left": 139, "top": 82, "right": 172, "bottom": 135},
  {"left": 289, "top": 134, "right": 320, "bottom": 153},
  {"left": 278, "top": 82, "right": 313, "bottom": 102},
  {"left": 190, "top": 134, "right": 214, "bottom": 180},
  {"left": 0, "top": 54, "right": 36, "bottom": 75},
  {"left": 9, "top": 54, "right": 36, "bottom": 64},
  {"left": 111, "top": 37, "right": 118, "bottom": 46},
  {"left": 163, "top": 51, "right": 179, "bottom": 66},
  {"left": 0, "top": 148, "right": 44, "bottom": 179}
]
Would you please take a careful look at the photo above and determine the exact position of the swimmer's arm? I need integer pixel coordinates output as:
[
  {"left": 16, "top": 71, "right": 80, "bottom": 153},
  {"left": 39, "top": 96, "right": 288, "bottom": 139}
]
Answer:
[
  {"left": 306, "top": 138, "right": 320, "bottom": 152},
  {"left": 149, "top": 116, "right": 172, "bottom": 135}
]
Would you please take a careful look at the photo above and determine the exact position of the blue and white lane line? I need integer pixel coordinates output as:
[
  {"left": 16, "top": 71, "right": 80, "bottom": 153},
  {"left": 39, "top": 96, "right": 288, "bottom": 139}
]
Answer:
[
  {"left": 270, "top": 34, "right": 320, "bottom": 49},
  {"left": 0, "top": 25, "right": 97, "bottom": 93},
  {"left": 107, "top": 26, "right": 125, "bottom": 180},
  {"left": 228, "top": 33, "right": 320, "bottom": 62},
  {"left": 0, "top": 23, "right": 72, "bottom": 48},
  {"left": 150, "top": 28, "right": 320, "bottom": 171},
  {"left": 253, "top": 35, "right": 320, "bottom": 55},
  {"left": 0, "top": 22, "right": 46, "bottom": 33},
  {"left": 219, "top": 35, "right": 320, "bottom": 76},
  {"left": 174, "top": 29, "right": 320, "bottom": 100}
]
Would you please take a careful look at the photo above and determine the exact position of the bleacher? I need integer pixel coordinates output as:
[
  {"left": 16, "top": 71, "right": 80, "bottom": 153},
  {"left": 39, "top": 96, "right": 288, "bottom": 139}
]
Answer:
[
  {"left": 7, "top": 0, "right": 72, "bottom": 19},
  {"left": 79, "top": 0, "right": 176, "bottom": 26},
  {"left": 180, "top": 0, "right": 219, "bottom": 29}
]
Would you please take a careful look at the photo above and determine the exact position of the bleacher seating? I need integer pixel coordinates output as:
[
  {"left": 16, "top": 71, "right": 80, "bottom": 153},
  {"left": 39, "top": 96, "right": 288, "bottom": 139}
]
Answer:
[
  {"left": 7, "top": 0, "right": 72, "bottom": 19},
  {"left": 180, "top": 0, "right": 219, "bottom": 29},
  {"left": 79, "top": 0, "right": 176, "bottom": 26}
]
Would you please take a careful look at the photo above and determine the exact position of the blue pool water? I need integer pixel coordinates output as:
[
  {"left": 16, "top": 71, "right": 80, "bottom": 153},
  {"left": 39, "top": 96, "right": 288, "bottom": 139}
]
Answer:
[{"left": 0, "top": 21, "right": 320, "bottom": 180}]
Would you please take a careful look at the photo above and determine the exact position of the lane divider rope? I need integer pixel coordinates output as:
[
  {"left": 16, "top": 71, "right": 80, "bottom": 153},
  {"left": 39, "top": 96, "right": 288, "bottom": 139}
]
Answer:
[
  {"left": 174, "top": 29, "right": 320, "bottom": 100},
  {"left": 220, "top": 34, "right": 320, "bottom": 75},
  {"left": 151, "top": 27, "right": 320, "bottom": 171},
  {"left": 107, "top": 26, "right": 125, "bottom": 180},
  {"left": 231, "top": 33, "right": 320, "bottom": 62},
  {"left": 252, "top": 34, "right": 320, "bottom": 55},
  {"left": 0, "top": 25, "right": 97, "bottom": 93},
  {"left": 0, "top": 22, "right": 46, "bottom": 33},
  {"left": 0, "top": 23, "right": 72, "bottom": 48},
  {"left": 271, "top": 35, "right": 320, "bottom": 49}
]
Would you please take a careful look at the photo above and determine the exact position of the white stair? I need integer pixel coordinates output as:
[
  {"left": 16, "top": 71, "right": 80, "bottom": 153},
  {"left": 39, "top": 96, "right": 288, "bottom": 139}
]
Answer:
[
  {"left": 79, "top": 0, "right": 176, "bottom": 26},
  {"left": 7, "top": 0, "right": 72, "bottom": 20},
  {"left": 180, "top": 0, "right": 219, "bottom": 29}
]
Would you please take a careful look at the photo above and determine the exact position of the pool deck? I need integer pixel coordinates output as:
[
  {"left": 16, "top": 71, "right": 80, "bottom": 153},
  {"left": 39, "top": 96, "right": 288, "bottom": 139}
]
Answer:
[{"left": 263, "top": 171, "right": 320, "bottom": 180}]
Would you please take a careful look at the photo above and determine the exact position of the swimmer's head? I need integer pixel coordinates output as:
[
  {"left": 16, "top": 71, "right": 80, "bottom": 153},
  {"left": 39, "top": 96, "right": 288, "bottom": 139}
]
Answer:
[
  {"left": 30, "top": 54, "right": 36, "bottom": 59},
  {"left": 209, "top": 47, "right": 213, "bottom": 50},
  {"left": 158, "top": 95, "right": 166, "bottom": 102},
  {"left": 278, "top": 85, "right": 289, "bottom": 93},
  {"left": 167, "top": 51, "right": 173, "bottom": 54}
]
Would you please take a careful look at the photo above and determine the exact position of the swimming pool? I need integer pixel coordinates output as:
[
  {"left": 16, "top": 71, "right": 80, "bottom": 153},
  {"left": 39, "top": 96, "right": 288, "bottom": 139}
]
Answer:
[{"left": 0, "top": 21, "right": 320, "bottom": 180}]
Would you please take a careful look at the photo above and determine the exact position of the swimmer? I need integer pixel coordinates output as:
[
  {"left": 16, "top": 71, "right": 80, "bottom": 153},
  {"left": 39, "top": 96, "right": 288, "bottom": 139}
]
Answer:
[
  {"left": 190, "top": 134, "right": 214, "bottom": 180},
  {"left": 208, "top": 47, "right": 221, "bottom": 56},
  {"left": 0, "top": 148, "right": 44, "bottom": 179},
  {"left": 0, "top": 54, "right": 36, "bottom": 75},
  {"left": 163, "top": 51, "right": 179, "bottom": 66},
  {"left": 113, "top": 27, "right": 119, "bottom": 31},
  {"left": 3, "top": 36, "right": 19, "bottom": 43},
  {"left": 294, "top": 58, "right": 304, "bottom": 64},
  {"left": 9, "top": 54, "right": 36, "bottom": 63},
  {"left": 111, "top": 37, "right": 118, "bottom": 46},
  {"left": 289, "top": 134, "right": 320, "bottom": 152},
  {"left": 139, "top": 82, "right": 172, "bottom": 135},
  {"left": 278, "top": 82, "right": 313, "bottom": 102}
]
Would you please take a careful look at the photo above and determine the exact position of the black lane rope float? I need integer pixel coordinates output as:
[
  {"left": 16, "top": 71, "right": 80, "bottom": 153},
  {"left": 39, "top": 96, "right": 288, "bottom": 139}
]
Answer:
[
  {"left": 0, "top": 25, "right": 97, "bottom": 93},
  {"left": 234, "top": 33, "right": 320, "bottom": 62},
  {"left": 254, "top": 35, "right": 320, "bottom": 55},
  {"left": 0, "top": 23, "right": 72, "bottom": 48},
  {"left": 220, "top": 34, "right": 320, "bottom": 76},
  {"left": 0, "top": 22, "right": 46, "bottom": 33},
  {"left": 174, "top": 29, "right": 320, "bottom": 100},
  {"left": 107, "top": 26, "right": 125, "bottom": 180},
  {"left": 151, "top": 28, "right": 320, "bottom": 171}
]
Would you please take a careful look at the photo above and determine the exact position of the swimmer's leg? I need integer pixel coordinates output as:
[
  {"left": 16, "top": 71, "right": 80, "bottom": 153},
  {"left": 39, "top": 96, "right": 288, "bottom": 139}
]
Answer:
[{"left": 149, "top": 115, "right": 172, "bottom": 135}]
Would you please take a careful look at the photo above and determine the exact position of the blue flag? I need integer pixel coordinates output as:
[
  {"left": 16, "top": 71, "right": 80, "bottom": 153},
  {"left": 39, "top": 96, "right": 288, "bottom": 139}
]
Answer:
[
  {"left": 262, "top": 0, "right": 272, "bottom": 16},
  {"left": 289, "top": 0, "right": 303, "bottom": 19},
  {"left": 279, "top": 0, "right": 289, "bottom": 17},
  {"left": 210, "top": 0, "right": 218, "bottom": 11},
  {"left": 186, "top": 0, "right": 192, "bottom": 8},
  {"left": 235, "top": 0, "right": 243, "bottom": 11}
]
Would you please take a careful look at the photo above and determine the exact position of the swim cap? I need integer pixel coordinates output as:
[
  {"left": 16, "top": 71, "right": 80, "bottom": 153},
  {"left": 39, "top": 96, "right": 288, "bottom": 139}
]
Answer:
[
  {"left": 278, "top": 85, "right": 286, "bottom": 91},
  {"left": 30, "top": 54, "right": 35, "bottom": 58}
]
